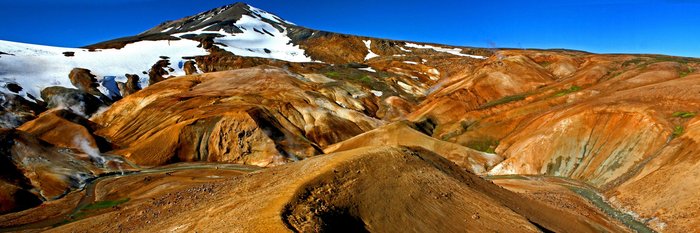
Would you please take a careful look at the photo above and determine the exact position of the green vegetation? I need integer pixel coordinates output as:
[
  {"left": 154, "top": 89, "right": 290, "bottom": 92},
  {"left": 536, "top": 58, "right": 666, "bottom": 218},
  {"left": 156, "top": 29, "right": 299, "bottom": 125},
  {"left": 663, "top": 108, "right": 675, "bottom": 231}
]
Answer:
[
  {"left": 680, "top": 67, "right": 694, "bottom": 77},
  {"left": 466, "top": 139, "right": 499, "bottom": 154},
  {"left": 82, "top": 198, "right": 130, "bottom": 210},
  {"left": 621, "top": 58, "right": 645, "bottom": 67},
  {"left": 553, "top": 85, "right": 582, "bottom": 97},
  {"left": 69, "top": 198, "right": 130, "bottom": 221},
  {"left": 480, "top": 94, "right": 527, "bottom": 109},
  {"left": 357, "top": 75, "right": 372, "bottom": 84},
  {"left": 673, "top": 126, "right": 684, "bottom": 138},
  {"left": 651, "top": 56, "right": 695, "bottom": 65},
  {"left": 324, "top": 71, "right": 340, "bottom": 78},
  {"left": 672, "top": 111, "right": 696, "bottom": 118},
  {"left": 536, "top": 61, "right": 552, "bottom": 67}
]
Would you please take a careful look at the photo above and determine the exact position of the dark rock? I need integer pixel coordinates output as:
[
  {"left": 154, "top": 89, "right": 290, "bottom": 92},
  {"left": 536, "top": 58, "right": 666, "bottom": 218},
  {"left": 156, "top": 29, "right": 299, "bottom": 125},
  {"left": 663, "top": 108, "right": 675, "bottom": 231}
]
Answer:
[
  {"left": 63, "top": 51, "right": 75, "bottom": 57},
  {"left": 40, "top": 86, "right": 106, "bottom": 117},
  {"left": 183, "top": 61, "right": 198, "bottom": 75},
  {"left": 148, "top": 60, "right": 171, "bottom": 85},
  {"left": 197, "top": 36, "right": 215, "bottom": 50},
  {"left": 0, "top": 130, "right": 42, "bottom": 214},
  {"left": 118, "top": 74, "right": 142, "bottom": 97},
  {"left": 68, "top": 68, "right": 99, "bottom": 95},
  {"left": 0, "top": 93, "right": 45, "bottom": 128},
  {"left": 5, "top": 83, "right": 22, "bottom": 93},
  {"left": 69, "top": 68, "right": 114, "bottom": 104}
]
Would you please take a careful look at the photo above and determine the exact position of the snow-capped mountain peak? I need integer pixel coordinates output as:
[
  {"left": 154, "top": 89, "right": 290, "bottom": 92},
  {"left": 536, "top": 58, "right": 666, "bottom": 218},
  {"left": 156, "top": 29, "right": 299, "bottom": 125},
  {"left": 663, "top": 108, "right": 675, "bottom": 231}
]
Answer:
[
  {"left": 0, "top": 3, "right": 311, "bottom": 102},
  {"left": 140, "top": 3, "right": 294, "bottom": 36}
]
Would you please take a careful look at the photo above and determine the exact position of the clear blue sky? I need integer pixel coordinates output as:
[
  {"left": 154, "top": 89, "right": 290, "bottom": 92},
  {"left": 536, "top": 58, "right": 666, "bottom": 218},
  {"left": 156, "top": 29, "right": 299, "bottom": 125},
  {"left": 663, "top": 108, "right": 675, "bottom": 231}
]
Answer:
[{"left": 1, "top": 0, "right": 699, "bottom": 57}]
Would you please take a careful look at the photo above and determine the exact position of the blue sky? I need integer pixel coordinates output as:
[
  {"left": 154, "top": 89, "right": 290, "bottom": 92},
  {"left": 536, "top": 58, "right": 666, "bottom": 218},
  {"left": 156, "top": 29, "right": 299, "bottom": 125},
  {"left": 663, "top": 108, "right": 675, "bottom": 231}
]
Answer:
[{"left": 1, "top": 0, "right": 699, "bottom": 57}]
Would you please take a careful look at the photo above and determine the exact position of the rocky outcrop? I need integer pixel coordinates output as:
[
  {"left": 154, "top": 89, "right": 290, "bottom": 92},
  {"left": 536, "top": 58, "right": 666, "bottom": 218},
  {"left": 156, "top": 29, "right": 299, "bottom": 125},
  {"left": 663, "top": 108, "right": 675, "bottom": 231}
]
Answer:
[
  {"left": 0, "top": 129, "right": 124, "bottom": 208},
  {"left": 183, "top": 61, "right": 198, "bottom": 75},
  {"left": 117, "top": 74, "right": 141, "bottom": 97},
  {"left": 147, "top": 60, "right": 171, "bottom": 85},
  {"left": 68, "top": 68, "right": 101, "bottom": 96},
  {"left": 0, "top": 93, "right": 45, "bottom": 129},
  {"left": 40, "top": 86, "right": 106, "bottom": 117},
  {"left": 17, "top": 109, "right": 114, "bottom": 153}
]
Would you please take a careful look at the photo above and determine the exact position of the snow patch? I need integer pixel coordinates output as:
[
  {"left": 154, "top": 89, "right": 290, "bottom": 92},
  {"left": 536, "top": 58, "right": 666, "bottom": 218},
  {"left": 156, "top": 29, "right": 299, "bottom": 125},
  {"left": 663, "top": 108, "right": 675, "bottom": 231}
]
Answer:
[
  {"left": 180, "top": 15, "right": 311, "bottom": 62},
  {"left": 248, "top": 5, "right": 296, "bottom": 25},
  {"left": 363, "top": 40, "right": 379, "bottom": 60},
  {"left": 370, "top": 90, "right": 383, "bottom": 97},
  {"left": 403, "top": 61, "right": 418, "bottom": 65},
  {"left": 404, "top": 43, "right": 485, "bottom": 59},
  {"left": 427, "top": 68, "right": 440, "bottom": 80},
  {"left": 358, "top": 67, "right": 376, "bottom": 72},
  {"left": 0, "top": 39, "right": 207, "bottom": 100}
]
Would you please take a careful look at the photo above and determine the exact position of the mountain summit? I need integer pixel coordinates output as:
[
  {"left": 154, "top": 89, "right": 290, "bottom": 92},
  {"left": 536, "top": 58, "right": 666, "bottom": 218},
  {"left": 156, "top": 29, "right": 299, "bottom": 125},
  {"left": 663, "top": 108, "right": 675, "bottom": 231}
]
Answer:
[{"left": 140, "top": 2, "right": 294, "bottom": 36}]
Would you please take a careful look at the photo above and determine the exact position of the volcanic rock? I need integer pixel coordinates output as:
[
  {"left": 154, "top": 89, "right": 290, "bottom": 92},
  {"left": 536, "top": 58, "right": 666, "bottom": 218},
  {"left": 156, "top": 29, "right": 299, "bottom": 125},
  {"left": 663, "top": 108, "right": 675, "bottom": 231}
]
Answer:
[
  {"left": 40, "top": 86, "right": 106, "bottom": 117},
  {"left": 117, "top": 74, "right": 142, "bottom": 97},
  {"left": 68, "top": 68, "right": 100, "bottom": 95},
  {"left": 148, "top": 60, "right": 171, "bottom": 85},
  {"left": 17, "top": 109, "right": 114, "bottom": 153},
  {"left": 183, "top": 60, "right": 198, "bottom": 75}
]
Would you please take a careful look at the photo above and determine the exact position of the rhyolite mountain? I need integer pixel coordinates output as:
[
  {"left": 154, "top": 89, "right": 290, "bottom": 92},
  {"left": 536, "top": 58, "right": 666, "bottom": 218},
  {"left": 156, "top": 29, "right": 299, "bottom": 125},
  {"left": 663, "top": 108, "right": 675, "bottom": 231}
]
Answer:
[{"left": 1, "top": 2, "right": 699, "bottom": 232}]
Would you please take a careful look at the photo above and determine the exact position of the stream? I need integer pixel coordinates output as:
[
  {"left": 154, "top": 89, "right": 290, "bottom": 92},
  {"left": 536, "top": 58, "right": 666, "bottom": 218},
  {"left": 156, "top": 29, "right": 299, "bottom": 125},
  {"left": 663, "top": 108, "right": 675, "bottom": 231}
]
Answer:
[{"left": 486, "top": 175, "right": 656, "bottom": 233}]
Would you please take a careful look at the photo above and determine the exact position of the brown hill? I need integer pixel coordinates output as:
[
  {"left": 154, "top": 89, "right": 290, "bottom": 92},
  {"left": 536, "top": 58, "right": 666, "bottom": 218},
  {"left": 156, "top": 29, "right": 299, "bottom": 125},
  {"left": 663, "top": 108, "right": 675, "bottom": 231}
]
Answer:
[{"left": 37, "top": 146, "right": 627, "bottom": 232}]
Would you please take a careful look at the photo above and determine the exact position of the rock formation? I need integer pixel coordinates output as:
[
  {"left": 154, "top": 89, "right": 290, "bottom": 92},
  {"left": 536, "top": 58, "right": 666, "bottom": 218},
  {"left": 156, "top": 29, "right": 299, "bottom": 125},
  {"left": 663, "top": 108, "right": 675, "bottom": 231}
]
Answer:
[
  {"left": 40, "top": 86, "right": 106, "bottom": 117},
  {"left": 147, "top": 60, "right": 171, "bottom": 85},
  {"left": 183, "top": 60, "right": 198, "bottom": 75},
  {"left": 117, "top": 74, "right": 142, "bottom": 97}
]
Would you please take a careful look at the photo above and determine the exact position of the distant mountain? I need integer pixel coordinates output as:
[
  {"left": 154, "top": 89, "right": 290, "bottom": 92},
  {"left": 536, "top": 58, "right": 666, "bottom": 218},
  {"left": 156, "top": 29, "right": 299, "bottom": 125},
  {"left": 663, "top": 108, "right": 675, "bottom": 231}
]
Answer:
[{"left": 0, "top": 2, "right": 488, "bottom": 102}]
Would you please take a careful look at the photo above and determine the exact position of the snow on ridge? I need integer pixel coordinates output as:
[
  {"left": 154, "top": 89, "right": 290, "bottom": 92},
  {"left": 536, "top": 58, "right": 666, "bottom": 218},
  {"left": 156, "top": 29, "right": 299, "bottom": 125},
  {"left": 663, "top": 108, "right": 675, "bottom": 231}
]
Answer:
[
  {"left": 404, "top": 43, "right": 485, "bottom": 59},
  {"left": 248, "top": 5, "right": 295, "bottom": 25},
  {"left": 363, "top": 40, "right": 379, "bottom": 60},
  {"left": 188, "top": 14, "right": 310, "bottom": 62}
]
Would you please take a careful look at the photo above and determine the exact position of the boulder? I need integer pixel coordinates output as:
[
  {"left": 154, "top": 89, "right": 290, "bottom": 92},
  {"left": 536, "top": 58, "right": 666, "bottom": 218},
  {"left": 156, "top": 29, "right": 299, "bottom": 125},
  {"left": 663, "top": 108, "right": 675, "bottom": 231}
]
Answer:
[
  {"left": 148, "top": 60, "right": 171, "bottom": 85},
  {"left": 117, "top": 74, "right": 142, "bottom": 97},
  {"left": 183, "top": 60, "right": 198, "bottom": 75},
  {"left": 68, "top": 68, "right": 100, "bottom": 95},
  {"left": 69, "top": 68, "right": 114, "bottom": 104}
]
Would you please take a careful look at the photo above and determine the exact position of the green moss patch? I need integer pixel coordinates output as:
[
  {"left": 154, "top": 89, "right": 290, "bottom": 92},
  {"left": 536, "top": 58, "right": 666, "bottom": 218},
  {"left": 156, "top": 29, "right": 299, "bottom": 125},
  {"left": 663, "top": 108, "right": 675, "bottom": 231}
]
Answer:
[
  {"left": 466, "top": 139, "right": 499, "bottom": 154},
  {"left": 480, "top": 94, "right": 527, "bottom": 109},
  {"left": 672, "top": 111, "right": 696, "bottom": 118},
  {"left": 553, "top": 85, "right": 582, "bottom": 97}
]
